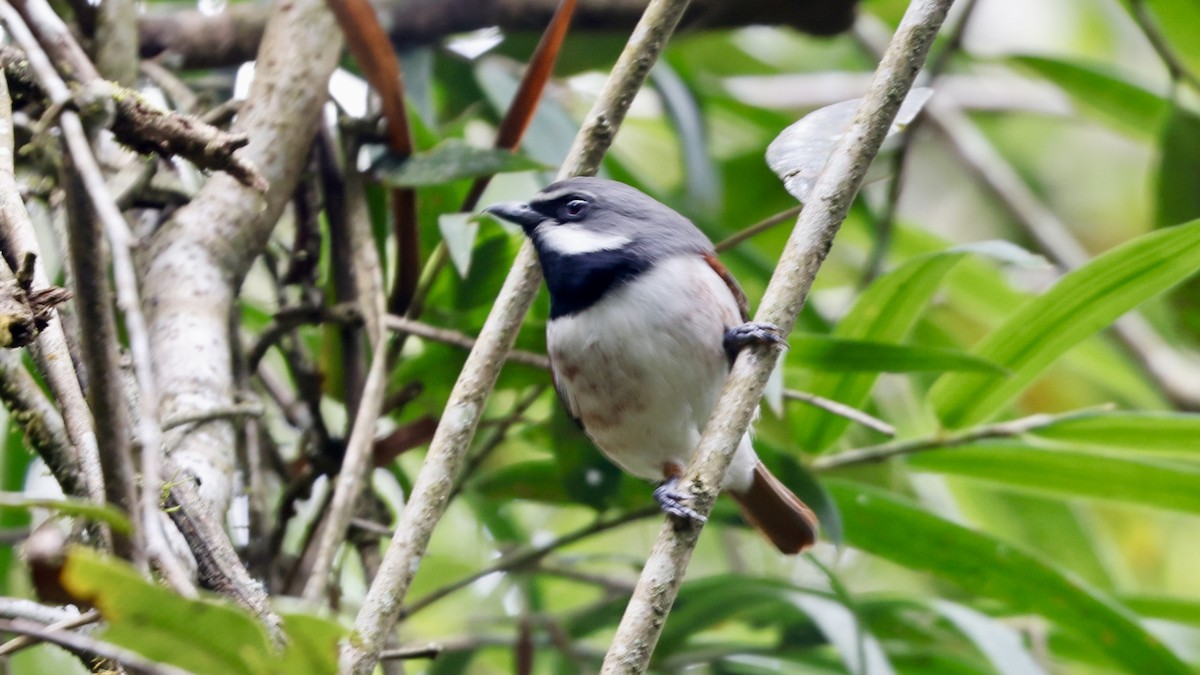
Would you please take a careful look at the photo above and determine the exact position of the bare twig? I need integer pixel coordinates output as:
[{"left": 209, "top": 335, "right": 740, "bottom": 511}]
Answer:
[
  {"left": 163, "top": 463, "right": 282, "bottom": 641},
  {"left": 783, "top": 389, "right": 895, "bottom": 436},
  {"left": 59, "top": 119, "right": 145, "bottom": 567},
  {"left": 344, "top": 1, "right": 694, "bottom": 669},
  {"left": 401, "top": 507, "right": 659, "bottom": 619},
  {"left": 811, "top": 406, "right": 1113, "bottom": 471},
  {"left": 299, "top": 153, "right": 391, "bottom": 602},
  {"left": 0, "top": 8, "right": 106, "bottom": 508},
  {"left": 0, "top": 350, "right": 83, "bottom": 494},
  {"left": 379, "top": 644, "right": 443, "bottom": 661},
  {"left": 1130, "top": 0, "right": 1200, "bottom": 90},
  {"left": 385, "top": 315, "right": 551, "bottom": 370},
  {"left": 600, "top": 2, "right": 953, "bottom": 672},
  {"left": 161, "top": 402, "right": 264, "bottom": 431},
  {"left": 0, "top": 598, "right": 82, "bottom": 625},
  {"left": 0, "top": 617, "right": 190, "bottom": 675},
  {"left": 0, "top": 608, "right": 99, "bottom": 657},
  {"left": 5, "top": 0, "right": 267, "bottom": 190},
  {"left": 714, "top": 204, "right": 803, "bottom": 252}
]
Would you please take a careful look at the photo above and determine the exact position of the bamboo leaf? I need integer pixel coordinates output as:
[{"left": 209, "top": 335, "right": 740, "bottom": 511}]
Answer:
[
  {"left": 790, "top": 335, "right": 1006, "bottom": 374},
  {"left": 931, "top": 219, "right": 1200, "bottom": 428},
  {"left": 907, "top": 442, "right": 1200, "bottom": 513},
  {"left": 793, "top": 251, "right": 968, "bottom": 453},
  {"left": 1029, "top": 410, "right": 1200, "bottom": 455},
  {"left": 374, "top": 140, "right": 549, "bottom": 187},
  {"left": 932, "top": 601, "right": 1048, "bottom": 675},
  {"left": 827, "top": 480, "right": 1189, "bottom": 674},
  {"left": 1013, "top": 56, "right": 1168, "bottom": 138}
]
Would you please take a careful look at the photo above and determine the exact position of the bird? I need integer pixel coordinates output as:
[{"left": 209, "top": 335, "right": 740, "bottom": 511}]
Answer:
[{"left": 486, "top": 177, "right": 818, "bottom": 554}]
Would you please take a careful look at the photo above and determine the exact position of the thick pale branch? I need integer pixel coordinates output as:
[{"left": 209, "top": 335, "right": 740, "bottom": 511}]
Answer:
[
  {"left": 599, "top": 1, "right": 954, "bottom": 672},
  {"left": 136, "top": 0, "right": 857, "bottom": 69},
  {"left": 343, "top": 0, "right": 694, "bottom": 670},
  {"left": 137, "top": 0, "right": 339, "bottom": 617}
]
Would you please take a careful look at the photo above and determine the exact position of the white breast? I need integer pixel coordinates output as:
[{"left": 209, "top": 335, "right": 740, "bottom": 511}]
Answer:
[{"left": 547, "top": 255, "right": 759, "bottom": 491}]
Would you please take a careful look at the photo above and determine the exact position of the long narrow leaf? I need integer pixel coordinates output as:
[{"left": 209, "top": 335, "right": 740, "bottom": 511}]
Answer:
[
  {"left": 826, "top": 480, "right": 1189, "bottom": 674},
  {"left": 1029, "top": 410, "right": 1200, "bottom": 455},
  {"left": 931, "top": 218, "right": 1200, "bottom": 428},
  {"left": 793, "top": 251, "right": 967, "bottom": 453},
  {"left": 1013, "top": 56, "right": 1168, "bottom": 139},
  {"left": 790, "top": 335, "right": 1005, "bottom": 374},
  {"left": 907, "top": 442, "right": 1200, "bottom": 513},
  {"left": 932, "top": 600, "right": 1048, "bottom": 675}
]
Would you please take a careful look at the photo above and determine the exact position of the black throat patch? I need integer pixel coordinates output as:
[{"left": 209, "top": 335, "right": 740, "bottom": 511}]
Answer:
[{"left": 535, "top": 244, "right": 651, "bottom": 319}]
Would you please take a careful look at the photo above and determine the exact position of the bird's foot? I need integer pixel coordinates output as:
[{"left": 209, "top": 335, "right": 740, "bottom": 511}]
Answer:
[
  {"left": 653, "top": 477, "right": 707, "bottom": 523},
  {"left": 724, "top": 322, "right": 787, "bottom": 362}
]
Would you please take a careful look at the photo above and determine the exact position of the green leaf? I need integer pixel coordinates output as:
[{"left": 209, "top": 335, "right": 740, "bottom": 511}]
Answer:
[
  {"left": 826, "top": 480, "right": 1189, "bottom": 674},
  {"left": 61, "top": 548, "right": 273, "bottom": 675},
  {"left": 550, "top": 405, "right": 625, "bottom": 511},
  {"left": 791, "top": 594, "right": 897, "bottom": 675},
  {"left": 1013, "top": 56, "right": 1168, "bottom": 138},
  {"left": 793, "top": 251, "right": 968, "bottom": 453},
  {"left": 789, "top": 335, "right": 1006, "bottom": 374},
  {"left": 932, "top": 601, "right": 1048, "bottom": 675},
  {"left": 1121, "top": 595, "right": 1200, "bottom": 627},
  {"left": 907, "top": 442, "right": 1200, "bottom": 513},
  {"left": 473, "top": 460, "right": 571, "bottom": 503},
  {"left": 1029, "top": 410, "right": 1200, "bottom": 455},
  {"left": 277, "top": 613, "right": 344, "bottom": 674},
  {"left": 0, "top": 428, "right": 34, "bottom": 593},
  {"left": 0, "top": 492, "right": 131, "bottom": 534},
  {"left": 1153, "top": 105, "right": 1200, "bottom": 228},
  {"left": 437, "top": 212, "right": 480, "bottom": 277},
  {"left": 372, "top": 139, "right": 548, "bottom": 187},
  {"left": 931, "top": 219, "right": 1200, "bottom": 428},
  {"left": 655, "top": 575, "right": 815, "bottom": 656}
]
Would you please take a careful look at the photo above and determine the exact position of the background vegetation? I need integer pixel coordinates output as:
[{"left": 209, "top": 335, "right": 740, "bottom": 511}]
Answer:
[{"left": 0, "top": 0, "right": 1198, "bottom": 672}]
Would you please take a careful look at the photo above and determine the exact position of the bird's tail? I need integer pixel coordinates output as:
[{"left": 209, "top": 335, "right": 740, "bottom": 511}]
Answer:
[{"left": 730, "top": 461, "right": 819, "bottom": 554}]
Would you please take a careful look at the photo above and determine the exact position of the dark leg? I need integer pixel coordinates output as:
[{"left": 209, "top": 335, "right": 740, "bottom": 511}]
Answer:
[
  {"left": 724, "top": 322, "right": 787, "bottom": 363},
  {"left": 653, "top": 476, "right": 707, "bottom": 523}
]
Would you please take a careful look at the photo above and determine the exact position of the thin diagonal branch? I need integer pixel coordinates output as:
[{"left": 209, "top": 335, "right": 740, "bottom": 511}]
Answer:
[
  {"left": 811, "top": 406, "right": 1112, "bottom": 471},
  {"left": 344, "top": 0, "right": 694, "bottom": 670},
  {"left": 0, "top": 617, "right": 189, "bottom": 675},
  {"left": 6, "top": 0, "right": 267, "bottom": 190},
  {"left": 599, "top": 1, "right": 953, "bottom": 672},
  {"left": 300, "top": 162, "right": 391, "bottom": 603},
  {"left": 0, "top": 3, "right": 106, "bottom": 510},
  {"left": 400, "top": 507, "right": 658, "bottom": 619}
]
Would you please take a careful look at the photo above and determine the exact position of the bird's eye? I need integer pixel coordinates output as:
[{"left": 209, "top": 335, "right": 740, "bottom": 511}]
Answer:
[{"left": 558, "top": 198, "right": 589, "bottom": 222}]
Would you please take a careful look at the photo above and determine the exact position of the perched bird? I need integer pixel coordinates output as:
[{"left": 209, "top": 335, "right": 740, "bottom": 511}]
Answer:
[{"left": 486, "top": 177, "right": 818, "bottom": 553}]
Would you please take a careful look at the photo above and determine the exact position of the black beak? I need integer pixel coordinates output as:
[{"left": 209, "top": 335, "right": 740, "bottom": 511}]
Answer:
[{"left": 484, "top": 201, "right": 545, "bottom": 231}]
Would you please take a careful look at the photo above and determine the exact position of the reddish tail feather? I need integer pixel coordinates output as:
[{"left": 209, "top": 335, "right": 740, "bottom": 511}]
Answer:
[{"left": 730, "top": 461, "right": 819, "bottom": 554}]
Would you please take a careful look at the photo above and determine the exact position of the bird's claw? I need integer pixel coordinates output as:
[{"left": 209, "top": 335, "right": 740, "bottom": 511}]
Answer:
[
  {"left": 724, "top": 322, "right": 788, "bottom": 361},
  {"left": 653, "top": 477, "right": 707, "bottom": 523}
]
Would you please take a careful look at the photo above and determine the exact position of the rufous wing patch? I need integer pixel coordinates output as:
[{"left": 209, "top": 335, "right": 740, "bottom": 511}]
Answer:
[{"left": 702, "top": 252, "right": 750, "bottom": 322}]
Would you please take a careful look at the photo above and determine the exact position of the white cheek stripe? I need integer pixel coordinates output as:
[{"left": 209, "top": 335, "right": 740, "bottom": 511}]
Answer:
[{"left": 537, "top": 224, "right": 632, "bottom": 256}]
